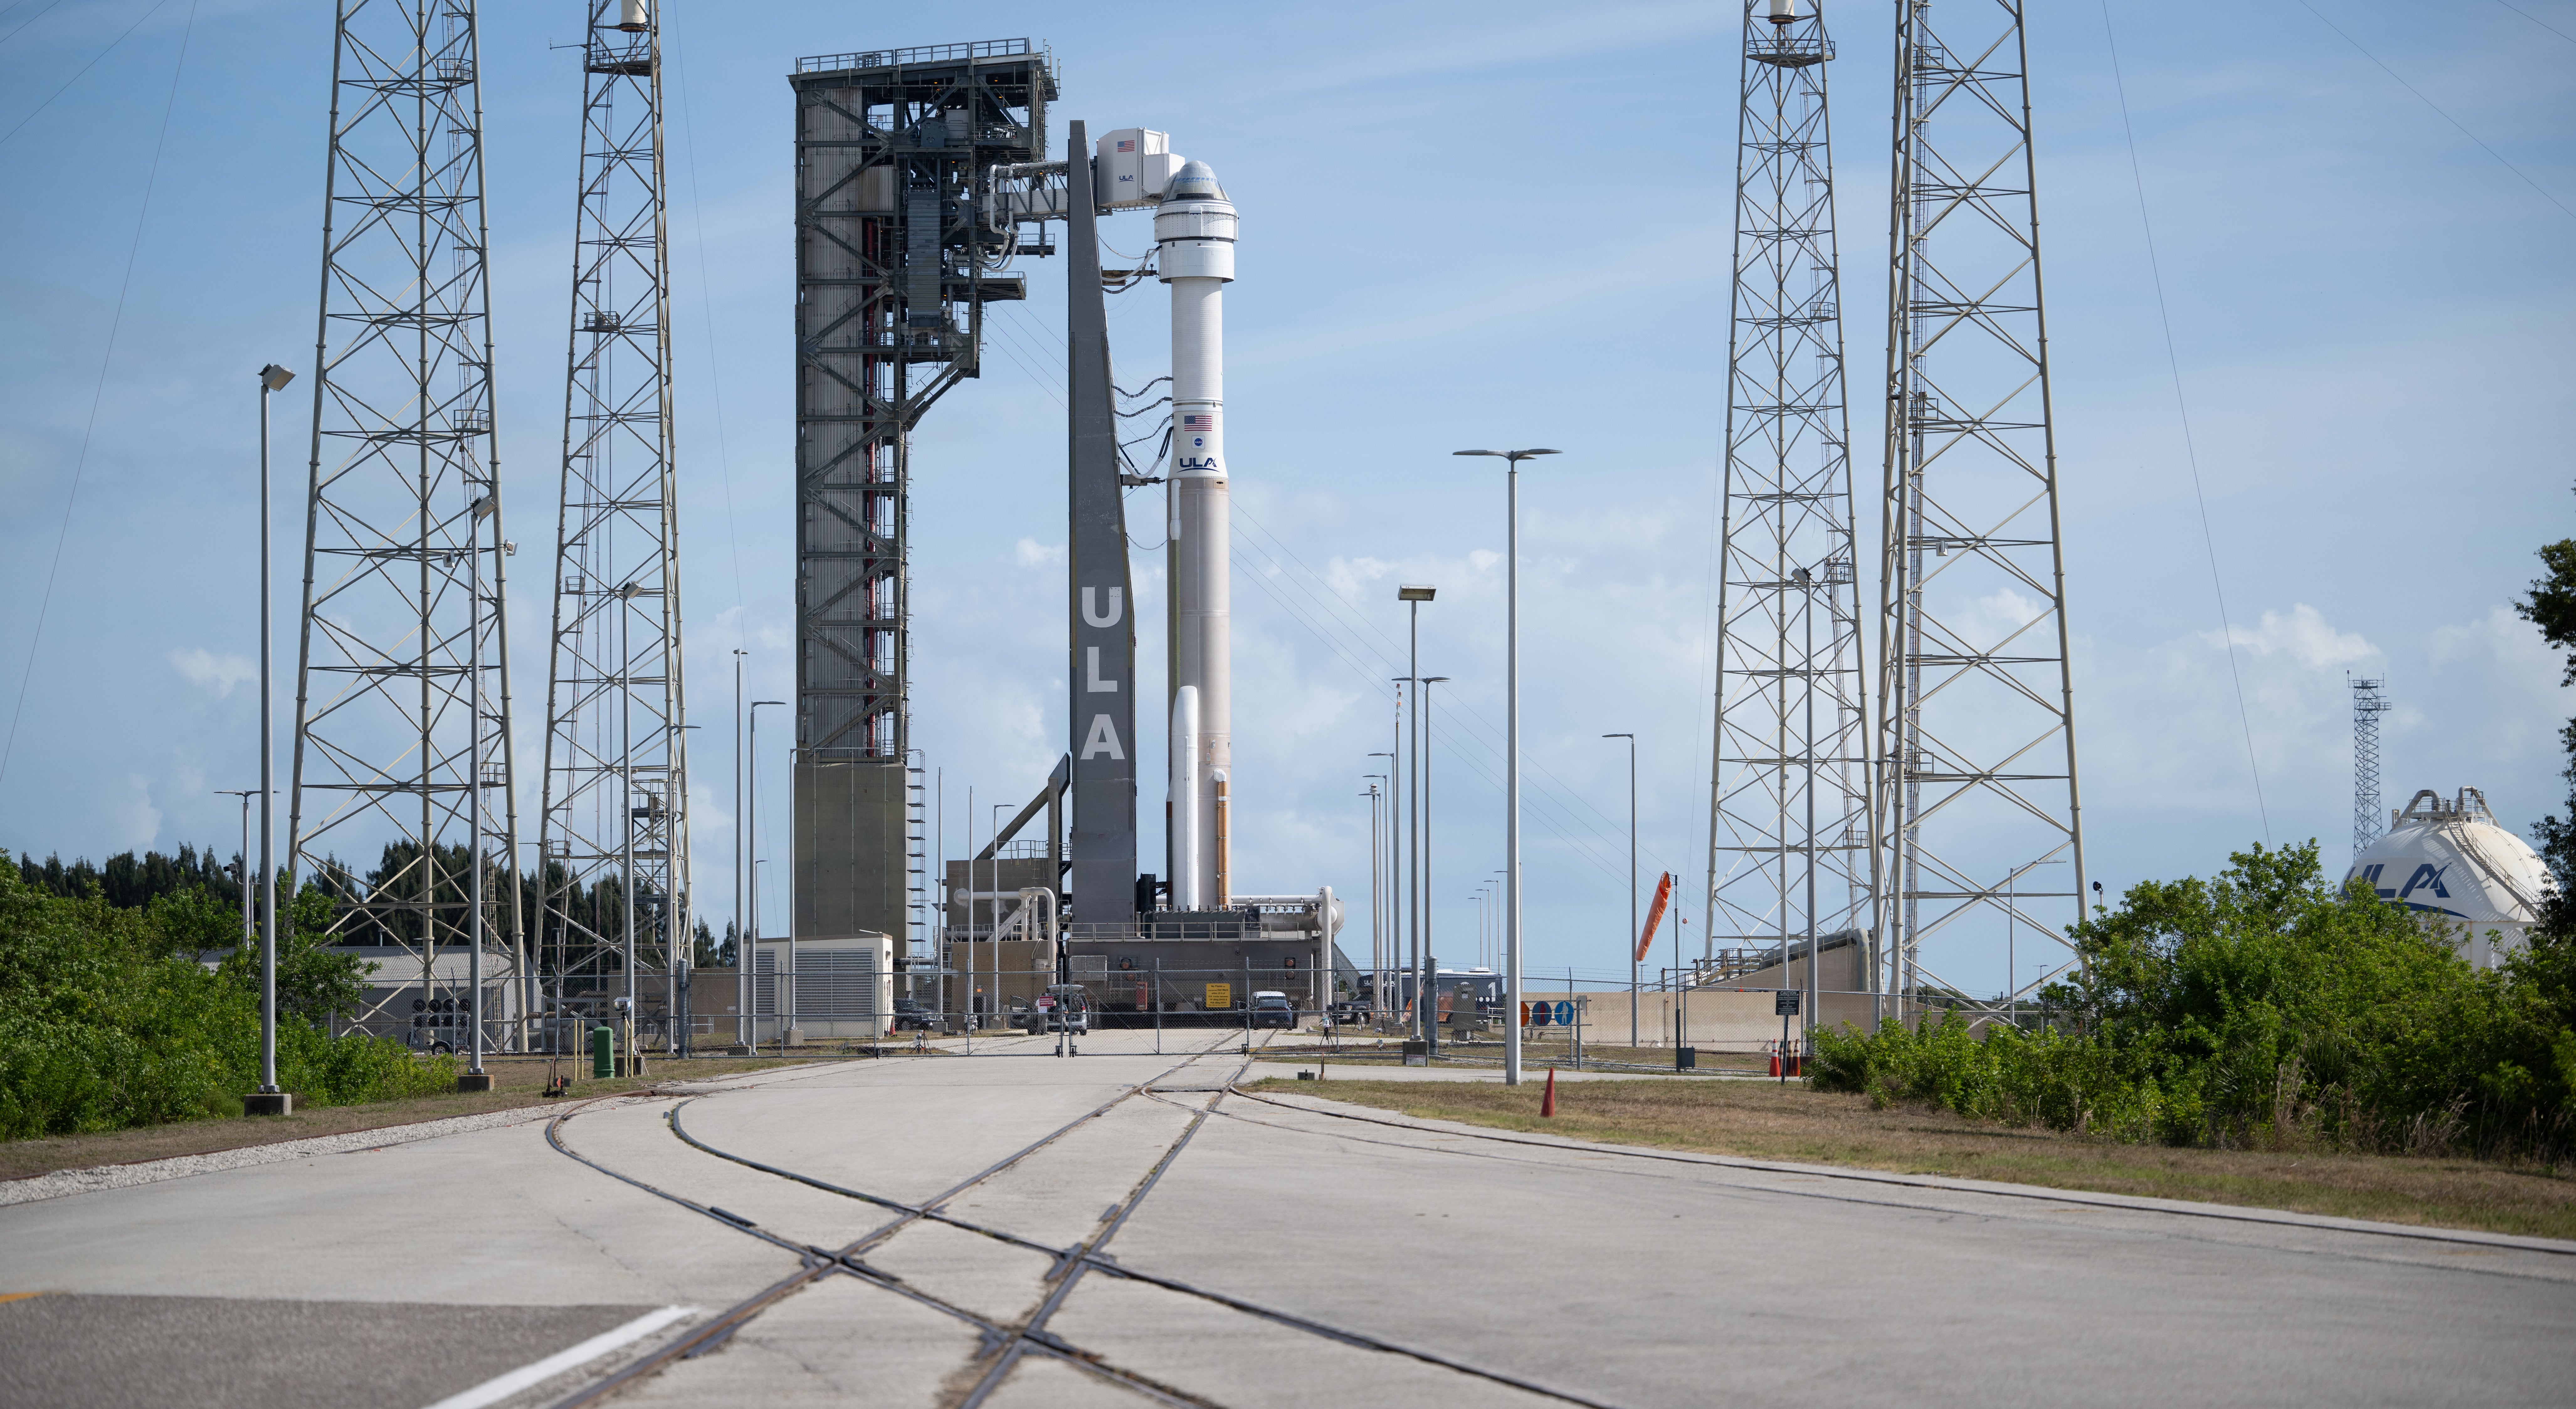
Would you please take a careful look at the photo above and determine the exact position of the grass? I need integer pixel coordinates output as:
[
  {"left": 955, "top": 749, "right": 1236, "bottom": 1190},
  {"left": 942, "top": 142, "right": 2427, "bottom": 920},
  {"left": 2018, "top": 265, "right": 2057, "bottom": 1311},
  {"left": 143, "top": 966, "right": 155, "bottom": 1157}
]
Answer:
[
  {"left": 1261, "top": 1076, "right": 2576, "bottom": 1241},
  {"left": 0, "top": 1053, "right": 832, "bottom": 1183}
]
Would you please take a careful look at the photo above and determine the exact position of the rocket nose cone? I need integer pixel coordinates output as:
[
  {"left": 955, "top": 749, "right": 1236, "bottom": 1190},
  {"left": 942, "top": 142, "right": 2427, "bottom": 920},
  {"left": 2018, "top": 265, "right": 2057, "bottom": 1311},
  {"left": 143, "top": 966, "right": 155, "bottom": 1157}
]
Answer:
[{"left": 1165, "top": 160, "right": 1225, "bottom": 202}]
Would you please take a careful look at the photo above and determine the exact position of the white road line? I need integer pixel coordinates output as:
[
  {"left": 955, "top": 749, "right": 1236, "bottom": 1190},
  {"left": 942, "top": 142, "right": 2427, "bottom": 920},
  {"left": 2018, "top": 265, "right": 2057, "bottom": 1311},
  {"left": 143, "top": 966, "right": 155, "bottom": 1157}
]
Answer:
[{"left": 419, "top": 1305, "right": 699, "bottom": 1409}]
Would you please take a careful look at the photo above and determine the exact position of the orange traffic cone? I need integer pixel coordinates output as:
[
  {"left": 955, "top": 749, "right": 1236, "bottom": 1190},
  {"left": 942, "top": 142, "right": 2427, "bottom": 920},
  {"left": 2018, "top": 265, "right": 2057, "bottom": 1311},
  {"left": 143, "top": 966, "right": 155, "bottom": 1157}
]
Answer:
[{"left": 1541, "top": 1067, "right": 1557, "bottom": 1117}]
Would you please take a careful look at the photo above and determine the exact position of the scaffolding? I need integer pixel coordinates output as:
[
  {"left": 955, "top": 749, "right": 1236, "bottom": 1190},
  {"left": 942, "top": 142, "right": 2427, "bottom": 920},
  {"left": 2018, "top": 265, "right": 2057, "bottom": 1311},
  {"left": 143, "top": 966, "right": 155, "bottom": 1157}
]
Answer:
[
  {"left": 287, "top": 0, "right": 524, "bottom": 1047},
  {"left": 1707, "top": 0, "right": 1875, "bottom": 1031},
  {"left": 1877, "top": 0, "right": 2086, "bottom": 1008}
]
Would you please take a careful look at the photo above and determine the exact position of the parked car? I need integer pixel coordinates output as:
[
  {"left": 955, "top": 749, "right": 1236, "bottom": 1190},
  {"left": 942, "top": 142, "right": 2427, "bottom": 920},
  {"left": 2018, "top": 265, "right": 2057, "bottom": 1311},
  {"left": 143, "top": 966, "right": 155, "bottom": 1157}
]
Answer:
[
  {"left": 1250, "top": 991, "right": 1297, "bottom": 1028},
  {"left": 891, "top": 998, "right": 935, "bottom": 1032},
  {"left": 1327, "top": 1001, "right": 1369, "bottom": 1025}
]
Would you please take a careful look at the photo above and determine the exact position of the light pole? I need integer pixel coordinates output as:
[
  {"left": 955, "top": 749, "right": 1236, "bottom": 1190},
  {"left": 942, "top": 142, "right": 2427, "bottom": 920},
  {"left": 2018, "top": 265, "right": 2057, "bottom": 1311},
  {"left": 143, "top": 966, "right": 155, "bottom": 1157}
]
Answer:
[
  {"left": 1420, "top": 673, "right": 1449, "bottom": 1058},
  {"left": 463, "top": 481, "right": 497, "bottom": 1090},
  {"left": 1367, "top": 751, "right": 1394, "bottom": 1016},
  {"left": 732, "top": 649, "right": 748, "bottom": 1052},
  {"left": 1604, "top": 733, "right": 1637, "bottom": 1046},
  {"left": 1454, "top": 447, "right": 1558, "bottom": 1085},
  {"left": 249, "top": 363, "right": 293, "bottom": 1115},
  {"left": 1362, "top": 775, "right": 1386, "bottom": 1016},
  {"left": 1394, "top": 585, "right": 1433, "bottom": 1041},
  {"left": 750, "top": 699, "right": 784, "bottom": 1049},
  {"left": 216, "top": 789, "right": 258, "bottom": 949}
]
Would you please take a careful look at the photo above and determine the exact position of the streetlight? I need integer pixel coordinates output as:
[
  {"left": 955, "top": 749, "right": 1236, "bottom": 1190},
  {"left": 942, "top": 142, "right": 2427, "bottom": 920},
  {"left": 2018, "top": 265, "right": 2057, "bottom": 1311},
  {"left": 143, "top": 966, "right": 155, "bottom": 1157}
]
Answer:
[
  {"left": 1362, "top": 771, "right": 1388, "bottom": 1016},
  {"left": 462, "top": 482, "right": 498, "bottom": 1091},
  {"left": 1453, "top": 447, "right": 1558, "bottom": 1085},
  {"left": 1367, "top": 750, "right": 1393, "bottom": 1015},
  {"left": 247, "top": 363, "right": 293, "bottom": 1116},
  {"left": 215, "top": 789, "right": 259, "bottom": 949},
  {"left": 1419, "top": 674, "right": 1449, "bottom": 1058},
  {"left": 750, "top": 699, "right": 784, "bottom": 1050},
  {"left": 732, "top": 649, "right": 749, "bottom": 1052},
  {"left": 1395, "top": 585, "right": 1433, "bottom": 1042}
]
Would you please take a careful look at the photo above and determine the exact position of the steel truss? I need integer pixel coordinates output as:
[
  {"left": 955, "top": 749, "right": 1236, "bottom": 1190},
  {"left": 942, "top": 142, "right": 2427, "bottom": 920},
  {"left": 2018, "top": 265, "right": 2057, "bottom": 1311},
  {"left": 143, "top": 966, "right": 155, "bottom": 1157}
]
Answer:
[
  {"left": 537, "top": 1, "right": 690, "bottom": 1020},
  {"left": 1878, "top": 0, "right": 2086, "bottom": 1009},
  {"left": 1708, "top": 1, "right": 1875, "bottom": 1014},
  {"left": 788, "top": 42, "right": 1055, "bottom": 953},
  {"left": 2351, "top": 676, "right": 2390, "bottom": 860},
  {"left": 289, "top": 0, "right": 523, "bottom": 1045}
]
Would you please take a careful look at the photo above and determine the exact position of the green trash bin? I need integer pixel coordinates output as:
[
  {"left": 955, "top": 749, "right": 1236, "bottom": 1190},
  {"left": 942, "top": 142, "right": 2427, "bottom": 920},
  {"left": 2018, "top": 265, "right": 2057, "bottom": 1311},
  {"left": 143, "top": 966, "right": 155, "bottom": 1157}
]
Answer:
[{"left": 592, "top": 1024, "right": 614, "bottom": 1079}]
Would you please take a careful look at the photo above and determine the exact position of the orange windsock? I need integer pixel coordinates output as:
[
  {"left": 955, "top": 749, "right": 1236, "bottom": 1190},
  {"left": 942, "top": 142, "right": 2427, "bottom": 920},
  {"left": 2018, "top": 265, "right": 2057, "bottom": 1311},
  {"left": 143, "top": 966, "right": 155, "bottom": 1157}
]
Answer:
[{"left": 1634, "top": 871, "right": 1674, "bottom": 963}]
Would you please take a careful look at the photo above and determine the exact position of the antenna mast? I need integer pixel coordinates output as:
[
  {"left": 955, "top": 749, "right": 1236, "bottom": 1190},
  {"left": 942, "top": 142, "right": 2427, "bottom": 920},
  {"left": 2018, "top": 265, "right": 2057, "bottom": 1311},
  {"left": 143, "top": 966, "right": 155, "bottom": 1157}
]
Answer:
[
  {"left": 1878, "top": 0, "right": 2086, "bottom": 1010},
  {"left": 538, "top": 0, "right": 691, "bottom": 1028},
  {"left": 1708, "top": 0, "right": 1875, "bottom": 1030},
  {"left": 2352, "top": 675, "right": 2391, "bottom": 859}
]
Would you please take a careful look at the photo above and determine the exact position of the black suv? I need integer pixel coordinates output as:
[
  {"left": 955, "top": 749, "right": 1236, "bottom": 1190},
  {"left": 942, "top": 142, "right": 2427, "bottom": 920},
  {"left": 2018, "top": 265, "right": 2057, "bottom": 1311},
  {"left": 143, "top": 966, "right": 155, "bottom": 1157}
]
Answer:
[{"left": 891, "top": 998, "right": 935, "bottom": 1032}]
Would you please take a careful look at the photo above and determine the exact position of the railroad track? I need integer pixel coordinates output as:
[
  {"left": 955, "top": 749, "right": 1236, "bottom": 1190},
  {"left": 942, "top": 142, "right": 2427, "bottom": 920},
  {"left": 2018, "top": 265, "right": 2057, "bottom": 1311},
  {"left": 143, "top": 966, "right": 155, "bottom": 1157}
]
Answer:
[{"left": 538, "top": 1028, "right": 1626, "bottom": 1408}]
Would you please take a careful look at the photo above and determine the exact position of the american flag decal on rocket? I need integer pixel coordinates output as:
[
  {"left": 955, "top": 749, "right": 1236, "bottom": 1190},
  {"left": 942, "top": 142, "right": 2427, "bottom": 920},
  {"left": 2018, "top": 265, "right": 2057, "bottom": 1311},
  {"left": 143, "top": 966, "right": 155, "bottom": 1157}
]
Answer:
[
  {"left": 1115, "top": 138, "right": 1136, "bottom": 153},
  {"left": 1181, "top": 413, "right": 1213, "bottom": 431}
]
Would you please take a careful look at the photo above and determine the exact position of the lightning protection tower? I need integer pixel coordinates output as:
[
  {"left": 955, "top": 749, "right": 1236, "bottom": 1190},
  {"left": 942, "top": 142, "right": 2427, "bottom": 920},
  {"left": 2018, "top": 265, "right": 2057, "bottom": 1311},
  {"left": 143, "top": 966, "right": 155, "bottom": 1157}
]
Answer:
[
  {"left": 787, "top": 41, "right": 1056, "bottom": 953},
  {"left": 2352, "top": 675, "right": 2390, "bottom": 860},
  {"left": 1707, "top": 0, "right": 1875, "bottom": 1024},
  {"left": 537, "top": 0, "right": 691, "bottom": 1021},
  {"left": 289, "top": 0, "right": 524, "bottom": 1041},
  {"left": 1878, "top": 0, "right": 2086, "bottom": 1010}
]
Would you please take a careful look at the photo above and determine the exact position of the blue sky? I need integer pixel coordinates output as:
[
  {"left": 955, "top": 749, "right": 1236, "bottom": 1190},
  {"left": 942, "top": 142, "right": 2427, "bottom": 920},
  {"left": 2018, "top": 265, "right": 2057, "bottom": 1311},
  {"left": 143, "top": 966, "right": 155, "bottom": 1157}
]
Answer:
[{"left": 2, "top": 0, "right": 2570, "bottom": 996}]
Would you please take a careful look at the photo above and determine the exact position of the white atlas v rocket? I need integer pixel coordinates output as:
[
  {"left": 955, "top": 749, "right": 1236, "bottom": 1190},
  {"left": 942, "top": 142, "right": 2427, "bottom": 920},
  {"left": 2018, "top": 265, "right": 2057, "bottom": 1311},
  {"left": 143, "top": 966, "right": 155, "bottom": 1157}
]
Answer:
[
  {"left": 1094, "top": 131, "right": 1237, "bottom": 910},
  {"left": 1158, "top": 156, "right": 1235, "bottom": 911}
]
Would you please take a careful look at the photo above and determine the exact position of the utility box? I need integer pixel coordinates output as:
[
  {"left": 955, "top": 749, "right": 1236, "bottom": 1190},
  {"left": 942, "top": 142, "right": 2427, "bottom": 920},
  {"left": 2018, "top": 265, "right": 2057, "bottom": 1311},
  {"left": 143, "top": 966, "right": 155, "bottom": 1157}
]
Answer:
[{"left": 755, "top": 933, "right": 893, "bottom": 1042}]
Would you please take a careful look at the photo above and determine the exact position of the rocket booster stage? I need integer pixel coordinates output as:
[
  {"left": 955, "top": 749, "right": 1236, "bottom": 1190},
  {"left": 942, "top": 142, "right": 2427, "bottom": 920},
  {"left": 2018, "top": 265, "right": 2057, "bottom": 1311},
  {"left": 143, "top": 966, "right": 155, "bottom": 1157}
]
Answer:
[{"left": 1158, "top": 160, "right": 1236, "bottom": 909}]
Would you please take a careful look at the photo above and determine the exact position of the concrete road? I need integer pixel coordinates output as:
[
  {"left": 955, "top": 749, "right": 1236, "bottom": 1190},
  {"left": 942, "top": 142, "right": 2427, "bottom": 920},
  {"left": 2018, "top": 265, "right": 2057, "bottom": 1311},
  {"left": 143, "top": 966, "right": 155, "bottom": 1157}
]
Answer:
[{"left": 3, "top": 1025, "right": 2570, "bottom": 1407}]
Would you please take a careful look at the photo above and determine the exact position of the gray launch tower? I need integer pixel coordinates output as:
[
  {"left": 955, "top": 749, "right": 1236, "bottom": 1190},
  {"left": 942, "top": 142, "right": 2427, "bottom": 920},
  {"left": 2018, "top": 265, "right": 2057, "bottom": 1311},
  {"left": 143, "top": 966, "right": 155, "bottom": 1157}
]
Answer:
[
  {"left": 537, "top": 1, "right": 689, "bottom": 1015},
  {"left": 1878, "top": 0, "right": 2086, "bottom": 1006},
  {"left": 1707, "top": 0, "right": 1875, "bottom": 1022},
  {"left": 288, "top": 0, "right": 523, "bottom": 1029},
  {"left": 788, "top": 42, "right": 1057, "bottom": 952}
]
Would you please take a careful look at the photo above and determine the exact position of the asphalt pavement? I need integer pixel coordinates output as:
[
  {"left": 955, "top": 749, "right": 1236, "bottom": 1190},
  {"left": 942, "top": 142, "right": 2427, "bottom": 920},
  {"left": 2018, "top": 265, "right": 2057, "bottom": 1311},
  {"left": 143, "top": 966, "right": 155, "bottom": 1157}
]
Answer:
[{"left": 2, "top": 1025, "right": 2569, "bottom": 1407}]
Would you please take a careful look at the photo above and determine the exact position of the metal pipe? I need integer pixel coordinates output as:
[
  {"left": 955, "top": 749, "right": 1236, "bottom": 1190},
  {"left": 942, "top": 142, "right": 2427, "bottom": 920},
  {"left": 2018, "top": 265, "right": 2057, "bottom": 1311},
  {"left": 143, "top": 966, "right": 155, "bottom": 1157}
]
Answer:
[{"left": 256, "top": 366, "right": 288, "bottom": 1098}]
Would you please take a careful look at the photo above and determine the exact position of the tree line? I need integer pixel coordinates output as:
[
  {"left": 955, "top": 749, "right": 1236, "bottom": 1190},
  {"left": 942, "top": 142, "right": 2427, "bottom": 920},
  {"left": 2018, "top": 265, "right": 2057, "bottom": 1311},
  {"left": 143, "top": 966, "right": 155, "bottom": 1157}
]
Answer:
[{"left": 5, "top": 840, "right": 731, "bottom": 970}]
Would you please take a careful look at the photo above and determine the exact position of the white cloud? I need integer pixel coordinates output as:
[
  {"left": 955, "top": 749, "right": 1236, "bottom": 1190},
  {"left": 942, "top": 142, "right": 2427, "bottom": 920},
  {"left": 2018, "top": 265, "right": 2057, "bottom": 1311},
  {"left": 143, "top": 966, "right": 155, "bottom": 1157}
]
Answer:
[
  {"left": 1014, "top": 538, "right": 1067, "bottom": 570},
  {"left": 2209, "top": 604, "right": 2377, "bottom": 671},
  {"left": 167, "top": 647, "right": 255, "bottom": 698},
  {"left": 112, "top": 774, "right": 161, "bottom": 850}
]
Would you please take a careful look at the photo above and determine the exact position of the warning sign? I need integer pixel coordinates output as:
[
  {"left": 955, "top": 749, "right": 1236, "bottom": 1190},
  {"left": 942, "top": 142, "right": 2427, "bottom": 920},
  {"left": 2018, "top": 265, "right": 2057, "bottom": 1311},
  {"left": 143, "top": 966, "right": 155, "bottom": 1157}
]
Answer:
[{"left": 1205, "top": 983, "right": 1232, "bottom": 1009}]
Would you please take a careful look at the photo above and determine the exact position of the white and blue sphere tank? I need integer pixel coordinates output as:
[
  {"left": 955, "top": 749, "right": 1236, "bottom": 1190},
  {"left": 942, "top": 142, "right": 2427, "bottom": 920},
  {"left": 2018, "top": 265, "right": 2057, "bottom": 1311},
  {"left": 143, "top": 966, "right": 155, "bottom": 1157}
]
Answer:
[{"left": 2345, "top": 787, "right": 2551, "bottom": 969}]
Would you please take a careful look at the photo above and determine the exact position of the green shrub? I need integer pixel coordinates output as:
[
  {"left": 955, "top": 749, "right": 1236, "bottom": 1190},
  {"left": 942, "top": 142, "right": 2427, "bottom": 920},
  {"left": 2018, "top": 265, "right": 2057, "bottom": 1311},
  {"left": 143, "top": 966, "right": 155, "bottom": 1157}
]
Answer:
[
  {"left": 1812, "top": 842, "right": 2576, "bottom": 1158},
  {"left": 0, "top": 852, "right": 452, "bottom": 1140}
]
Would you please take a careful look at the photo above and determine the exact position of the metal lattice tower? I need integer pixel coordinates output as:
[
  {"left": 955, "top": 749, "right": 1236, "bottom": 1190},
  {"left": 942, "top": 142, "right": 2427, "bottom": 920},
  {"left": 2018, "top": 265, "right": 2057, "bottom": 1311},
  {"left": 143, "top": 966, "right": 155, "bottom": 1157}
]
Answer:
[
  {"left": 787, "top": 42, "right": 1055, "bottom": 950},
  {"left": 1878, "top": 0, "right": 2086, "bottom": 1007},
  {"left": 1707, "top": 0, "right": 1875, "bottom": 1013},
  {"left": 2352, "top": 675, "right": 2390, "bottom": 858},
  {"left": 289, "top": 0, "right": 522, "bottom": 1034},
  {"left": 537, "top": 1, "right": 690, "bottom": 1013}
]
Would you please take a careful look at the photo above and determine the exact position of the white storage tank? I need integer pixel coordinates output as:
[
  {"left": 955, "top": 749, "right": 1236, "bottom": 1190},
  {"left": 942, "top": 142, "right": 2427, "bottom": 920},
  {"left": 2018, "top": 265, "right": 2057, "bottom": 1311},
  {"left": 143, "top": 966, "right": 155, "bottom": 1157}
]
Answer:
[{"left": 2346, "top": 787, "right": 2552, "bottom": 967}]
